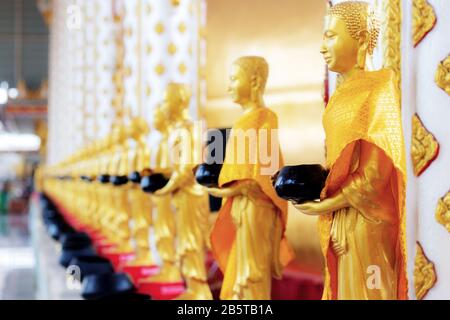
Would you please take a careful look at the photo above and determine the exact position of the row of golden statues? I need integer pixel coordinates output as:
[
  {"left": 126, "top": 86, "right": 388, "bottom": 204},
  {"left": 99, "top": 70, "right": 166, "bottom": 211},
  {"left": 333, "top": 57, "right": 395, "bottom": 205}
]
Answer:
[{"left": 37, "top": 2, "right": 410, "bottom": 300}]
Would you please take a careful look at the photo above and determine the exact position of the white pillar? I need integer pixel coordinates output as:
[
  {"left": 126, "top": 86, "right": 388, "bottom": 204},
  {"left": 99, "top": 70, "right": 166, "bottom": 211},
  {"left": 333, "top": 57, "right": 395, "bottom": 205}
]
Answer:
[{"left": 406, "top": 0, "right": 450, "bottom": 299}]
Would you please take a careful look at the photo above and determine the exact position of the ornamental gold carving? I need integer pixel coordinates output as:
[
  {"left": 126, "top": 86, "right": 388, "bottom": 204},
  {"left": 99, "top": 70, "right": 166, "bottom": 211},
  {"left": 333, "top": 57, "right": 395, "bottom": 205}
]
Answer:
[
  {"left": 436, "top": 191, "right": 450, "bottom": 232},
  {"left": 382, "top": 0, "right": 402, "bottom": 92},
  {"left": 413, "top": 0, "right": 436, "bottom": 47},
  {"left": 411, "top": 114, "right": 439, "bottom": 176},
  {"left": 435, "top": 55, "right": 450, "bottom": 96},
  {"left": 414, "top": 242, "right": 436, "bottom": 300}
]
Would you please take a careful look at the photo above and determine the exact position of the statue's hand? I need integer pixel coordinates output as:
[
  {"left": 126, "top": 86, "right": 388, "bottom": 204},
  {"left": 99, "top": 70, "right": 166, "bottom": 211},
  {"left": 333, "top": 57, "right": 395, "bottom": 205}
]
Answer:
[
  {"left": 294, "top": 200, "right": 332, "bottom": 216},
  {"left": 153, "top": 189, "right": 166, "bottom": 196},
  {"left": 270, "top": 170, "right": 279, "bottom": 186},
  {"left": 205, "top": 180, "right": 255, "bottom": 198},
  {"left": 294, "top": 192, "right": 349, "bottom": 216},
  {"left": 205, "top": 187, "right": 226, "bottom": 198}
]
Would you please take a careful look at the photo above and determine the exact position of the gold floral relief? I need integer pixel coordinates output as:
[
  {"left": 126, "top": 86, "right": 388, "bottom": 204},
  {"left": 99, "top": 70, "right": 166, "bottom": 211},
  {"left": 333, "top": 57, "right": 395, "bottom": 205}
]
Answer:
[
  {"left": 436, "top": 191, "right": 450, "bottom": 232},
  {"left": 414, "top": 242, "right": 436, "bottom": 300},
  {"left": 155, "top": 63, "right": 165, "bottom": 75},
  {"left": 178, "top": 22, "right": 187, "bottom": 33},
  {"left": 435, "top": 55, "right": 450, "bottom": 95},
  {"left": 167, "top": 43, "right": 177, "bottom": 55},
  {"left": 178, "top": 63, "right": 187, "bottom": 75},
  {"left": 413, "top": 0, "right": 436, "bottom": 47},
  {"left": 155, "top": 22, "right": 165, "bottom": 34},
  {"left": 411, "top": 114, "right": 439, "bottom": 176},
  {"left": 382, "top": 0, "right": 402, "bottom": 92}
]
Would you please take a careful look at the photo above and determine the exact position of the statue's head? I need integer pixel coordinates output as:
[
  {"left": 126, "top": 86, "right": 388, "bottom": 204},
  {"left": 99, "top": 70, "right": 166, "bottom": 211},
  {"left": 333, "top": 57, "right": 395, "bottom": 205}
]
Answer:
[
  {"left": 111, "top": 123, "right": 126, "bottom": 145},
  {"left": 161, "top": 83, "right": 191, "bottom": 121},
  {"left": 320, "top": 1, "right": 380, "bottom": 74},
  {"left": 229, "top": 56, "right": 268, "bottom": 105},
  {"left": 153, "top": 104, "right": 166, "bottom": 132},
  {"left": 129, "top": 117, "right": 149, "bottom": 139}
]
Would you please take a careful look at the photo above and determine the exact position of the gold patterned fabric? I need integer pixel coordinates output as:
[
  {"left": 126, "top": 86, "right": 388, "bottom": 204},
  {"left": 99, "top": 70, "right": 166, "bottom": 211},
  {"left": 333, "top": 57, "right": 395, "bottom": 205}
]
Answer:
[
  {"left": 319, "top": 69, "right": 408, "bottom": 300},
  {"left": 331, "top": 140, "right": 399, "bottom": 299},
  {"left": 169, "top": 120, "right": 211, "bottom": 286}
]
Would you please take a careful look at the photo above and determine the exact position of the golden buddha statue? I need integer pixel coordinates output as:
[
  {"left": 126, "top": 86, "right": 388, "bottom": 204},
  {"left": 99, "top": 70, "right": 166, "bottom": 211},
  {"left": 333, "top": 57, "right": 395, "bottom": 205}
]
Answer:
[
  {"left": 107, "top": 124, "right": 133, "bottom": 252},
  {"left": 97, "top": 136, "right": 116, "bottom": 241},
  {"left": 206, "top": 56, "right": 293, "bottom": 300},
  {"left": 294, "top": 1, "right": 408, "bottom": 300},
  {"left": 154, "top": 83, "right": 212, "bottom": 300},
  {"left": 126, "top": 117, "right": 155, "bottom": 266},
  {"left": 88, "top": 140, "right": 104, "bottom": 233},
  {"left": 141, "top": 105, "right": 182, "bottom": 283},
  {"left": 97, "top": 132, "right": 117, "bottom": 243}
]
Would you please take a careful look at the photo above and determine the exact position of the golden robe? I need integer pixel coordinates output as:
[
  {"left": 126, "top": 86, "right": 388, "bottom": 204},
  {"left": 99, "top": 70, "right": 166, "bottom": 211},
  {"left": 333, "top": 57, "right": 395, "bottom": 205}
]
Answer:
[
  {"left": 319, "top": 69, "right": 408, "bottom": 300},
  {"left": 152, "top": 134, "right": 177, "bottom": 268},
  {"left": 210, "top": 107, "right": 294, "bottom": 300},
  {"left": 127, "top": 145, "right": 153, "bottom": 263},
  {"left": 170, "top": 120, "right": 210, "bottom": 287}
]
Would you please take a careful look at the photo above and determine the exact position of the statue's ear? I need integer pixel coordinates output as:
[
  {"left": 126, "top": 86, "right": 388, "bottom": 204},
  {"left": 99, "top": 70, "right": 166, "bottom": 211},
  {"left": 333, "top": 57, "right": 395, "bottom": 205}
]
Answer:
[
  {"left": 251, "top": 74, "right": 261, "bottom": 91},
  {"left": 358, "top": 30, "right": 370, "bottom": 51}
]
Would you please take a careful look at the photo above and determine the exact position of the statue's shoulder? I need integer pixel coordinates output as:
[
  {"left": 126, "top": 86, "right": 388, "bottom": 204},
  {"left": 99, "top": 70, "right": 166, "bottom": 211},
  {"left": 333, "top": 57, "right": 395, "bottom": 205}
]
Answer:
[
  {"left": 258, "top": 107, "right": 278, "bottom": 126},
  {"left": 366, "top": 69, "right": 396, "bottom": 88},
  {"left": 257, "top": 106, "right": 276, "bottom": 118}
]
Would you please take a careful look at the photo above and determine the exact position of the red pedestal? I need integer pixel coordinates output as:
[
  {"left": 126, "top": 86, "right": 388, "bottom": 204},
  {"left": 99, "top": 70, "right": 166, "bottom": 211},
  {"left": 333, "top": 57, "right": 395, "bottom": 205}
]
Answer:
[
  {"left": 95, "top": 240, "right": 117, "bottom": 256},
  {"left": 121, "top": 265, "right": 159, "bottom": 284},
  {"left": 138, "top": 280, "right": 185, "bottom": 300},
  {"left": 82, "top": 226, "right": 100, "bottom": 238},
  {"left": 102, "top": 250, "right": 135, "bottom": 270},
  {"left": 89, "top": 231, "right": 107, "bottom": 244},
  {"left": 271, "top": 263, "right": 324, "bottom": 300}
]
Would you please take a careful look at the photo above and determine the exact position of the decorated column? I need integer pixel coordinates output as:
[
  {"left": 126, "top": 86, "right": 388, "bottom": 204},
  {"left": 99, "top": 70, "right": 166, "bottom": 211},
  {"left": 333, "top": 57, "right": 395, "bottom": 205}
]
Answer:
[{"left": 404, "top": 0, "right": 450, "bottom": 300}]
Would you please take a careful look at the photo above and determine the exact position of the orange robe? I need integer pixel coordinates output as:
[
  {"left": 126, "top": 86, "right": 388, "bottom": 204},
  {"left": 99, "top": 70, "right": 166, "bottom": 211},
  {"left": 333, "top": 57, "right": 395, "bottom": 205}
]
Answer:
[
  {"left": 210, "top": 107, "right": 294, "bottom": 299},
  {"left": 319, "top": 69, "right": 408, "bottom": 300}
]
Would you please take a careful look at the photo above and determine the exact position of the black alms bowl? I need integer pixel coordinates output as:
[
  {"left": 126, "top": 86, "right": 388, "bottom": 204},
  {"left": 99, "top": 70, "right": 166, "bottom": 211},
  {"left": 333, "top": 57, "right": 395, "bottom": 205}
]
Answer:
[
  {"left": 128, "top": 171, "right": 141, "bottom": 184},
  {"left": 195, "top": 163, "right": 223, "bottom": 188},
  {"left": 81, "top": 272, "right": 136, "bottom": 300},
  {"left": 98, "top": 174, "right": 110, "bottom": 184},
  {"left": 69, "top": 255, "right": 114, "bottom": 281},
  {"left": 140, "top": 174, "right": 169, "bottom": 193},
  {"left": 273, "top": 164, "right": 329, "bottom": 204},
  {"left": 98, "top": 292, "right": 151, "bottom": 301},
  {"left": 80, "top": 175, "right": 93, "bottom": 183},
  {"left": 110, "top": 175, "right": 129, "bottom": 186}
]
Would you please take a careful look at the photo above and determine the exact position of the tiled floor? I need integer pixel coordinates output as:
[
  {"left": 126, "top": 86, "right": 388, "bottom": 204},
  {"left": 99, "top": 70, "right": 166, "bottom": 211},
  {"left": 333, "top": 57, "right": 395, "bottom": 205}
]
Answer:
[{"left": 0, "top": 214, "right": 36, "bottom": 300}]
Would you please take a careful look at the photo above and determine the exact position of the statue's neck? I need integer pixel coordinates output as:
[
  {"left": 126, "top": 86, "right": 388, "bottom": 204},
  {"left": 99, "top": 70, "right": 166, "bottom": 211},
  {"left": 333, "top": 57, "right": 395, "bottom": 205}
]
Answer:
[
  {"left": 159, "top": 129, "right": 169, "bottom": 139},
  {"left": 173, "top": 109, "right": 190, "bottom": 125},
  {"left": 341, "top": 65, "right": 365, "bottom": 82},
  {"left": 241, "top": 96, "right": 265, "bottom": 115},
  {"left": 241, "top": 102, "right": 264, "bottom": 114}
]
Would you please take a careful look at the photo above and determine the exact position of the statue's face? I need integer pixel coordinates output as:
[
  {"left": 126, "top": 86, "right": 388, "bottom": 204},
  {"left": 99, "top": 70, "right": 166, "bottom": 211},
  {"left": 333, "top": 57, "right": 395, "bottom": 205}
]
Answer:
[
  {"left": 228, "top": 64, "right": 251, "bottom": 104},
  {"left": 321, "top": 15, "right": 359, "bottom": 74},
  {"left": 111, "top": 125, "right": 125, "bottom": 144},
  {"left": 153, "top": 107, "right": 165, "bottom": 131},
  {"left": 131, "top": 117, "right": 148, "bottom": 138}
]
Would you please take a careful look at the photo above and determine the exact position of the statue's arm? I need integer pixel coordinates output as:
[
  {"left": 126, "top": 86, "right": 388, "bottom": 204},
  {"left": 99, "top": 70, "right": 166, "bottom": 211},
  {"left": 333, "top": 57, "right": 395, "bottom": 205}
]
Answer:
[
  {"left": 206, "top": 179, "right": 259, "bottom": 198},
  {"left": 154, "top": 171, "right": 182, "bottom": 196},
  {"left": 339, "top": 141, "right": 395, "bottom": 222}
]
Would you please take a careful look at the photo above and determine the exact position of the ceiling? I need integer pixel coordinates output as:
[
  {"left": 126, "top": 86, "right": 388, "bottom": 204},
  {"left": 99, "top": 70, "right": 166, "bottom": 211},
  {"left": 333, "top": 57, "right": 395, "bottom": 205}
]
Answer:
[{"left": 0, "top": 0, "right": 48, "bottom": 90}]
